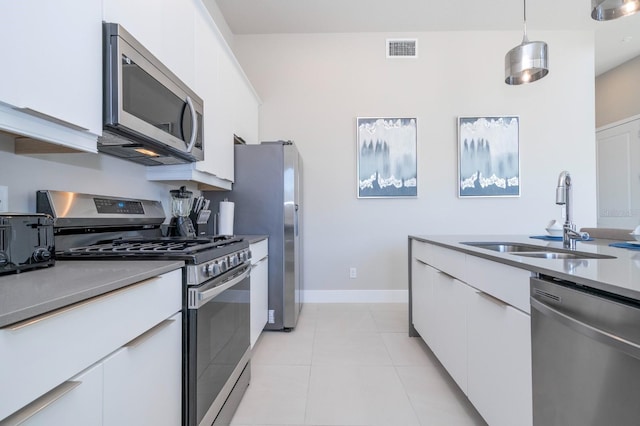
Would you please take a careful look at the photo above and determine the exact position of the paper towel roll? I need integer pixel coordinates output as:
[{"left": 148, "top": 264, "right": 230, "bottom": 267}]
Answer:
[{"left": 218, "top": 201, "right": 234, "bottom": 236}]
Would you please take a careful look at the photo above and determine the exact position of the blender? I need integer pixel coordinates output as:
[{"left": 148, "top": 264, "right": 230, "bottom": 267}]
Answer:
[{"left": 168, "top": 186, "right": 196, "bottom": 238}]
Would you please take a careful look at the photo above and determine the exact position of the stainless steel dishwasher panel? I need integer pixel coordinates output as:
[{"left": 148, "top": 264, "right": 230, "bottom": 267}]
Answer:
[{"left": 531, "top": 276, "right": 640, "bottom": 426}]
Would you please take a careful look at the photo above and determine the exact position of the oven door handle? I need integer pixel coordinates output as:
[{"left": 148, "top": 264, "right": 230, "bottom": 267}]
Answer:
[{"left": 190, "top": 266, "right": 250, "bottom": 309}]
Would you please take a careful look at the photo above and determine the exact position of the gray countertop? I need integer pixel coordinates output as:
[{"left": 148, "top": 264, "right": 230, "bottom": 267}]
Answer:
[
  {"left": 410, "top": 234, "right": 640, "bottom": 301},
  {"left": 0, "top": 260, "right": 184, "bottom": 328},
  {"left": 241, "top": 235, "right": 268, "bottom": 244}
]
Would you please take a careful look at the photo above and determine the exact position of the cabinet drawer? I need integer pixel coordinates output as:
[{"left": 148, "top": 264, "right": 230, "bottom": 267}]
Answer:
[
  {"left": 0, "top": 269, "right": 182, "bottom": 420},
  {"left": 103, "top": 313, "right": 182, "bottom": 426},
  {"left": 428, "top": 244, "right": 466, "bottom": 280},
  {"left": 467, "top": 290, "right": 532, "bottom": 426},
  {"left": 250, "top": 239, "right": 268, "bottom": 264},
  {"left": 465, "top": 255, "right": 531, "bottom": 313},
  {"left": 412, "top": 240, "right": 432, "bottom": 263},
  {"left": 250, "top": 258, "right": 269, "bottom": 348},
  {"left": 1, "top": 363, "right": 104, "bottom": 426}
]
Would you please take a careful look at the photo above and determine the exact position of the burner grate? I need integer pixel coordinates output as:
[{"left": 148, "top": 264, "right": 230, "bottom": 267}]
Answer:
[{"left": 61, "top": 236, "right": 243, "bottom": 257}]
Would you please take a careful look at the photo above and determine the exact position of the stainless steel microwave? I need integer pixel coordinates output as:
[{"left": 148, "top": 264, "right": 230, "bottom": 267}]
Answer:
[{"left": 99, "top": 23, "right": 204, "bottom": 166}]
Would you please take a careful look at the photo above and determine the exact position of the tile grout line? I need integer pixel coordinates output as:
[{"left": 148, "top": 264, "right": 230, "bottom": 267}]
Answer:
[
  {"left": 302, "top": 306, "right": 318, "bottom": 425},
  {"left": 370, "top": 305, "right": 423, "bottom": 426}
]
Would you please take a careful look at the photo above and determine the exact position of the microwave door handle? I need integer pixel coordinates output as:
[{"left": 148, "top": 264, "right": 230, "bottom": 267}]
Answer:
[{"left": 185, "top": 95, "right": 197, "bottom": 153}]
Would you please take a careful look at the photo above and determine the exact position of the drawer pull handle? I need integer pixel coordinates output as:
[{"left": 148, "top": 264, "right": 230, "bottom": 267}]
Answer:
[
  {"left": 252, "top": 257, "right": 268, "bottom": 267},
  {"left": 125, "top": 319, "right": 176, "bottom": 348},
  {"left": 477, "top": 291, "right": 508, "bottom": 307},
  {"left": 436, "top": 269, "right": 457, "bottom": 281},
  {"left": 0, "top": 381, "right": 81, "bottom": 426}
]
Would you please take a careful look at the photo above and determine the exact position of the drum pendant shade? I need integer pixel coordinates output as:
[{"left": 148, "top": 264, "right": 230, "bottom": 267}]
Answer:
[
  {"left": 504, "top": 0, "right": 549, "bottom": 85},
  {"left": 591, "top": 0, "right": 640, "bottom": 21}
]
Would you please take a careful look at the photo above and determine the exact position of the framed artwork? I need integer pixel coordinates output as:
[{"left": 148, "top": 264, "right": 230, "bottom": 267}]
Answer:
[
  {"left": 458, "top": 116, "right": 520, "bottom": 198},
  {"left": 357, "top": 117, "right": 417, "bottom": 198}
]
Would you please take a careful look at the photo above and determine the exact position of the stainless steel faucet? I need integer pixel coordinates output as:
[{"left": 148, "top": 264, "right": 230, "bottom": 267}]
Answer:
[{"left": 555, "top": 171, "right": 589, "bottom": 249}]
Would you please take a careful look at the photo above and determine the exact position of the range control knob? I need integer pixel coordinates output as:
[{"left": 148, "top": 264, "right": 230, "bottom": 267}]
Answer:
[
  {"left": 238, "top": 251, "right": 247, "bottom": 263},
  {"left": 229, "top": 254, "right": 239, "bottom": 268},
  {"left": 32, "top": 248, "right": 51, "bottom": 262},
  {"left": 219, "top": 259, "right": 228, "bottom": 273},
  {"left": 206, "top": 262, "right": 221, "bottom": 277}
]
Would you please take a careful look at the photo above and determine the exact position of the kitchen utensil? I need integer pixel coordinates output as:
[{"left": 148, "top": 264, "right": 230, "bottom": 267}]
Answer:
[{"left": 168, "top": 186, "right": 196, "bottom": 237}]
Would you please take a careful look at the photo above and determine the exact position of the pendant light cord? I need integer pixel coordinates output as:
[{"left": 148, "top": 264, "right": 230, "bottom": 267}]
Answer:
[{"left": 522, "top": 0, "right": 529, "bottom": 42}]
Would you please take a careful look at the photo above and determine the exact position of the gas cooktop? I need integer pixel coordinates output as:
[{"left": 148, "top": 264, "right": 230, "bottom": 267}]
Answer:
[{"left": 56, "top": 235, "right": 247, "bottom": 264}]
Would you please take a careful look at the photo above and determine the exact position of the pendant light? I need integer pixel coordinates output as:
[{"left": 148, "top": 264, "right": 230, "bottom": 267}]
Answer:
[
  {"left": 504, "top": 0, "right": 549, "bottom": 85},
  {"left": 591, "top": 0, "right": 640, "bottom": 21}
]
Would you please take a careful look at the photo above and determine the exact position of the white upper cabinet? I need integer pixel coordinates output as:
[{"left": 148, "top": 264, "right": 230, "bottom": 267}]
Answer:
[
  {"left": 206, "top": 26, "right": 259, "bottom": 181},
  {"left": 0, "top": 0, "right": 102, "bottom": 151},
  {"left": 193, "top": 4, "right": 232, "bottom": 181},
  {"left": 103, "top": 0, "right": 196, "bottom": 89},
  {"left": 231, "top": 62, "right": 260, "bottom": 149},
  {"left": 143, "top": 0, "right": 261, "bottom": 188},
  {"left": 193, "top": 0, "right": 260, "bottom": 182}
]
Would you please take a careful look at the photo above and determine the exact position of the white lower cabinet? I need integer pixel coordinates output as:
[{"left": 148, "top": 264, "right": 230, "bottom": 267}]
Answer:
[
  {"left": 5, "top": 363, "right": 103, "bottom": 426},
  {"left": 431, "top": 270, "right": 471, "bottom": 394},
  {"left": 250, "top": 238, "right": 269, "bottom": 348},
  {"left": 411, "top": 258, "right": 433, "bottom": 343},
  {"left": 410, "top": 239, "right": 532, "bottom": 426},
  {"left": 0, "top": 269, "right": 183, "bottom": 424},
  {"left": 467, "top": 290, "right": 532, "bottom": 426},
  {"left": 103, "top": 313, "right": 182, "bottom": 426}
]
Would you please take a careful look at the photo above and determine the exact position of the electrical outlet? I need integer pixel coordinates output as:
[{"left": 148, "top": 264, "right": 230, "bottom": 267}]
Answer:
[
  {"left": 0, "top": 186, "right": 7, "bottom": 213},
  {"left": 268, "top": 309, "right": 275, "bottom": 324},
  {"left": 349, "top": 267, "right": 357, "bottom": 279}
]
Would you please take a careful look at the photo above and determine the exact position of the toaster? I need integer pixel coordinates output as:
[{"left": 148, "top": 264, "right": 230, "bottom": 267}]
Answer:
[{"left": 0, "top": 213, "right": 55, "bottom": 275}]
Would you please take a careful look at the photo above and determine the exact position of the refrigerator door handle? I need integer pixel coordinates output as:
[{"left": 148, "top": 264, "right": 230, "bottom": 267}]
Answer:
[{"left": 294, "top": 204, "right": 299, "bottom": 237}]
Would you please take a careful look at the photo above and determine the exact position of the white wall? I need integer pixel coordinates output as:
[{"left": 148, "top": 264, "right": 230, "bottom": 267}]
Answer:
[
  {"left": 595, "top": 55, "right": 640, "bottom": 127},
  {"left": 234, "top": 30, "right": 598, "bottom": 293},
  {"left": 0, "top": 133, "right": 197, "bottom": 219}
]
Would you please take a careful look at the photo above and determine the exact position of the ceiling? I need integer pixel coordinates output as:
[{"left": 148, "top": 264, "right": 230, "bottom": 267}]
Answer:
[{"left": 213, "top": 0, "right": 640, "bottom": 76}]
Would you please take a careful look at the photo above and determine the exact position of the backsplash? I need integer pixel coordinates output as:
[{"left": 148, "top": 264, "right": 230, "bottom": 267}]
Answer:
[{"left": 0, "top": 132, "right": 198, "bottom": 220}]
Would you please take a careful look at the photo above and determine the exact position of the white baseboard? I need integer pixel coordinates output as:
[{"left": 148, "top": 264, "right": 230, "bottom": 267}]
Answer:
[{"left": 301, "top": 290, "right": 408, "bottom": 303}]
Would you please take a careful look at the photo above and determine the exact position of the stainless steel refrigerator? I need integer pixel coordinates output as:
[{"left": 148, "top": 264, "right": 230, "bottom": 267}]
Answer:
[{"left": 206, "top": 141, "right": 302, "bottom": 330}]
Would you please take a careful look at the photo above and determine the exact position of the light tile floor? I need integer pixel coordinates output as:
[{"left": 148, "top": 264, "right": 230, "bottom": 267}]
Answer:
[{"left": 231, "top": 303, "right": 488, "bottom": 426}]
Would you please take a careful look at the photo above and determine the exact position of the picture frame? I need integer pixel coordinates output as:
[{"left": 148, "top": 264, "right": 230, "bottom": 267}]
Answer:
[
  {"left": 458, "top": 116, "right": 520, "bottom": 198},
  {"left": 356, "top": 117, "right": 417, "bottom": 198}
]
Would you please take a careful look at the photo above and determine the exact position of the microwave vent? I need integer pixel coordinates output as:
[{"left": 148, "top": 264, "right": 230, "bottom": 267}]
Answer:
[{"left": 386, "top": 39, "right": 417, "bottom": 58}]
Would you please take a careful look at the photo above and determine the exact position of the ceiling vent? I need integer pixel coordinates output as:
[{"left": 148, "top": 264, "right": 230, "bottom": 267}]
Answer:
[{"left": 386, "top": 39, "right": 418, "bottom": 58}]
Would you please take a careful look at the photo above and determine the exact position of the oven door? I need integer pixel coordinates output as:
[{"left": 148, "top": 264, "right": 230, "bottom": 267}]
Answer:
[{"left": 185, "top": 262, "right": 251, "bottom": 426}]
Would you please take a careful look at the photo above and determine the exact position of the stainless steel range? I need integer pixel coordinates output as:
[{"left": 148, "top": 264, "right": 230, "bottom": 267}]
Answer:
[{"left": 37, "top": 190, "right": 251, "bottom": 426}]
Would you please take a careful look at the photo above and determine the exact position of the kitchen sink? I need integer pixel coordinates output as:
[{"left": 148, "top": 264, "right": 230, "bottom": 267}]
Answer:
[
  {"left": 460, "top": 241, "right": 616, "bottom": 260},
  {"left": 516, "top": 252, "right": 616, "bottom": 260},
  {"left": 461, "top": 242, "right": 546, "bottom": 253}
]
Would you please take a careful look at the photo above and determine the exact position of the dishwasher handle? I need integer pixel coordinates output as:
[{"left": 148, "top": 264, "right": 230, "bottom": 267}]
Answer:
[{"left": 531, "top": 297, "right": 640, "bottom": 360}]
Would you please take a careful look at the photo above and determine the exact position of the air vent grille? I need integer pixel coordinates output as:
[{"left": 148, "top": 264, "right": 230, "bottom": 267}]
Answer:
[
  {"left": 534, "top": 288, "right": 561, "bottom": 303},
  {"left": 386, "top": 39, "right": 417, "bottom": 58}
]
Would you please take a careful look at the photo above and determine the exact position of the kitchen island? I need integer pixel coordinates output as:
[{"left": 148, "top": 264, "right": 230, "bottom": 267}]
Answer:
[
  {"left": 408, "top": 234, "right": 640, "bottom": 426},
  {"left": 411, "top": 234, "right": 640, "bottom": 300}
]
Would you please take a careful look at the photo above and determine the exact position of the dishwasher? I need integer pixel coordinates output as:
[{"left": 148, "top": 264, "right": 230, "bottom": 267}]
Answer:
[{"left": 530, "top": 276, "right": 640, "bottom": 426}]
